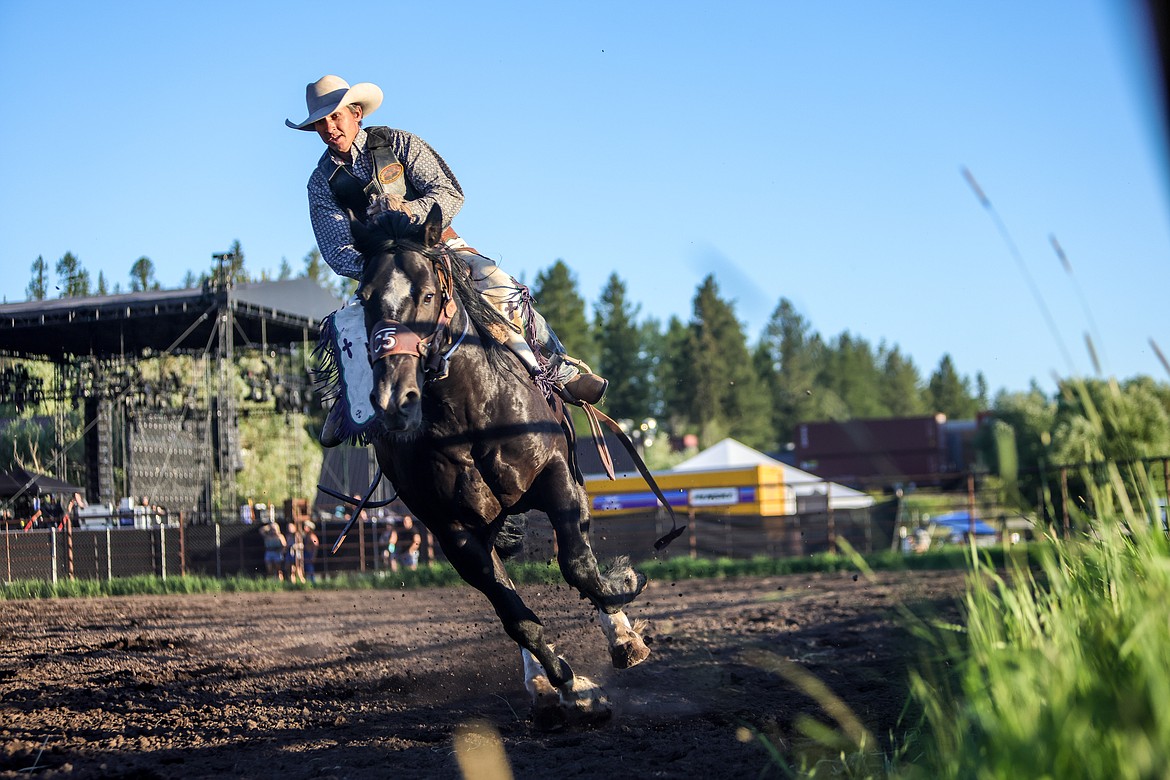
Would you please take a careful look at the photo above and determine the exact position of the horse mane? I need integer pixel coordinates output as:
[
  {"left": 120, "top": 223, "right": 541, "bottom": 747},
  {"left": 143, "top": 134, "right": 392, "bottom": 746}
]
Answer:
[{"left": 442, "top": 247, "right": 521, "bottom": 377}]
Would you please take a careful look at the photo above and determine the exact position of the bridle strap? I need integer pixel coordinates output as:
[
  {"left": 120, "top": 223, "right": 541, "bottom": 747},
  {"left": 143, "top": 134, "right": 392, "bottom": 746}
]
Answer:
[
  {"left": 442, "top": 314, "right": 470, "bottom": 363},
  {"left": 367, "top": 244, "right": 463, "bottom": 377},
  {"left": 370, "top": 320, "right": 427, "bottom": 361}
]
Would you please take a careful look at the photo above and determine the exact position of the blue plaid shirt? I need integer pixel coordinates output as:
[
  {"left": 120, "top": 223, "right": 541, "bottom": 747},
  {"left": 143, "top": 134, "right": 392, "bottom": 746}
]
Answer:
[{"left": 306, "top": 127, "right": 465, "bottom": 279}]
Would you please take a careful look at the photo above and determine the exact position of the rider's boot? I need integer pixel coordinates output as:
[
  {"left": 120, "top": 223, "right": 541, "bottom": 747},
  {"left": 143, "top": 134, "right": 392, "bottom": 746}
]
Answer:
[
  {"left": 496, "top": 325, "right": 608, "bottom": 406},
  {"left": 459, "top": 251, "right": 608, "bottom": 405},
  {"left": 320, "top": 403, "right": 346, "bottom": 448}
]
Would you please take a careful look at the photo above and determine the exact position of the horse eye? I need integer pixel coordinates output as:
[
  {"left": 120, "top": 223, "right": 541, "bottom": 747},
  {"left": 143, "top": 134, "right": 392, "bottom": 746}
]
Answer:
[{"left": 423, "top": 292, "right": 435, "bottom": 304}]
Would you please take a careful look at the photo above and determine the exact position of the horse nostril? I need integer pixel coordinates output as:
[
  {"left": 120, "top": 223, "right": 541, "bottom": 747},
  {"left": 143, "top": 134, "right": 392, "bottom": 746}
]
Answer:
[{"left": 402, "top": 389, "right": 421, "bottom": 409}]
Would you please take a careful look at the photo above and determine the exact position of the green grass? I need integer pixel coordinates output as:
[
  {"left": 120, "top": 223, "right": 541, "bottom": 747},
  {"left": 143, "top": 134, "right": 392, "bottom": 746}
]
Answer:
[{"left": 898, "top": 521, "right": 1170, "bottom": 780}]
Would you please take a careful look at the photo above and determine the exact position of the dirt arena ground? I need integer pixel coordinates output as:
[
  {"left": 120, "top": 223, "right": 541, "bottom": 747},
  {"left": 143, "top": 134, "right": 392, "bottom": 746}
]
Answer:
[{"left": 0, "top": 569, "right": 967, "bottom": 779}]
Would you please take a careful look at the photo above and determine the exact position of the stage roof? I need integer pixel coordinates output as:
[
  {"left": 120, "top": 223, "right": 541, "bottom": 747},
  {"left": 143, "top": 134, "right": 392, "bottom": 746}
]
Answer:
[{"left": 0, "top": 279, "right": 343, "bottom": 361}]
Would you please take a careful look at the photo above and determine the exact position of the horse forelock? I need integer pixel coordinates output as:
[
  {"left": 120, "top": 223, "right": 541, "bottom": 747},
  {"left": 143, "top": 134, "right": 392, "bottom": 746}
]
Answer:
[{"left": 359, "top": 242, "right": 431, "bottom": 314}]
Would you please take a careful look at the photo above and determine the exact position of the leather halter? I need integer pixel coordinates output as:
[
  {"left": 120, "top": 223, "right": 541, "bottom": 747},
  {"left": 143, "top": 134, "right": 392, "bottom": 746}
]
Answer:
[{"left": 367, "top": 245, "right": 463, "bottom": 380}]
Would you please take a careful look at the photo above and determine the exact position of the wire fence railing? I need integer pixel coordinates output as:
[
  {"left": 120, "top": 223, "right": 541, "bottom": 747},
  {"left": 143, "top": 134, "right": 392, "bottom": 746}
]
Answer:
[
  {"left": 5, "top": 468, "right": 1075, "bottom": 584},
  {"left": 2, "top": 501, "right": 911, "bottom": 584}
]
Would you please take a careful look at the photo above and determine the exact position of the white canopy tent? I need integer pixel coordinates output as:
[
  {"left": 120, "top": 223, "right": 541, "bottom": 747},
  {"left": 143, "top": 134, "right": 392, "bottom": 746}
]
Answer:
[{"left": 672, "top": 438, "right": 875, "bottom": 510}]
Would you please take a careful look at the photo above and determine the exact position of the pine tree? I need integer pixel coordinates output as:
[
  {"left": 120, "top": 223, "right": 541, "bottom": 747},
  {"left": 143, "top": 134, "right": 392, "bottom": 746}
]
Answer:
[
  {"left": 531, "top": 260, "right": 595, "bottom": 367},
  {"left": 820, "top": 332, "right": 887, "bottom": 419},
  {"left": 302, "top": 247, "right": 347, "bottom": 296},
  {"left": 975, "top": 371, "right": 990, "bottom": 409},
  {"left": 757, "top": 298, "right": 824, "bottom": 441},
  {"left": 26, "top": 256, "right": 48, "bottom": 301},
  {"left": 130, "top": 256, "right": 159, "bottom": 291},
  {"left": 302, "top": 247, "right": 328, "bottom": 284},
  {"left": 927, "top": 354, "right": 978, "bottom": 418},
  {"left": 225, "top": 239, "right": 248, "bottom": 284},
  {"left": 656, "top": 315, "right": 691, "bottom": 431},
  {"left": 95, "top": 271, "right": 109, "bottom": 296},
  {"left": 685, "top": 276, "right": 773, "bottom": 449},
  {"left": 593, "top": 274, "right": 650, "bottom": 421},
  {"left": 56, "top": 252, "right": 90, "bottom": 297},
  {"left": 639, "top": 317, "right": 668, "bottom": 420},
  {"left": 879, "top": 343, "right": 926, "bottom": 417}
]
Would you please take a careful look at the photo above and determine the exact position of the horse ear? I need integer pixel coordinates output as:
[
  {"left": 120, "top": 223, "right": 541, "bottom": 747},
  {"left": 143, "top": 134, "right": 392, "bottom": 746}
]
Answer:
[{"left": 423, "top": 204, "right": 444, "bottom": 247}]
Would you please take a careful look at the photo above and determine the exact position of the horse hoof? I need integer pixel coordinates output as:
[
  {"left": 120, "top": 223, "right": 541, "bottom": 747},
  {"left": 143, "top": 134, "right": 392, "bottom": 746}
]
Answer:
[
  {"left": 530, "top": 674, "right": 613, "bottom": 731},
  {"left": 529, "top": 674, "right": 570, "bottom": 732},
  {"left": 610, "top": 634, "right": 651, "bottom": 669},
  {"left": 560, "top": 674, "right": 613, "bottom": 727}
]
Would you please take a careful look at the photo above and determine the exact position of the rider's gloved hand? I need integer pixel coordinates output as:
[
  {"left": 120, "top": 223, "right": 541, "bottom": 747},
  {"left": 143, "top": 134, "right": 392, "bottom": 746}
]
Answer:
[{"left": 367, "top": 193, "right": 413, "bottom": 220}]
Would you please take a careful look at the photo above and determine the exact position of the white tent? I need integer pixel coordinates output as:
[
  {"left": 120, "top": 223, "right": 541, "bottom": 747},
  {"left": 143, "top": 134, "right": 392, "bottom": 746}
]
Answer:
[{"left": 672, "top": 438, "right": 875, "bottom": 510}]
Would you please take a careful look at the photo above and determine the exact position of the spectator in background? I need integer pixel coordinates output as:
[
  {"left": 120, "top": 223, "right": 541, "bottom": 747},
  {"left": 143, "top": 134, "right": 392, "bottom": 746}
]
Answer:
[
  {"left": 44, "top": 497, "right": 64, "bottom": 529},
  {"left": 395, "top": 515, "right": 422, "bottom": 571},
  {"left": 68, "top": 492, "right": 86, "bottom": 528},
  {"left": 303, "top": 521, "right": 320, "bottom": 583},
  {"left": 380, "top": 518, "right": 398, "bottom": 573},
  {"left": 285, "top": 521, "right": 306, "bottom": 584},
  {"left": 260, "top": 521, "right": 287, "bottom": 580}
]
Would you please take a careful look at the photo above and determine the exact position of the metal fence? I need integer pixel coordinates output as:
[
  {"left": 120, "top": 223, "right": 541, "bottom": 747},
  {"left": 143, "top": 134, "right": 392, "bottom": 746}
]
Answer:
[
  {"left": 2, "top": 525, "right": 185, "bottom": 583},
  {"left": 514, "top": 503, "right": 897, "bottom": 564},
  {"left": 1, "top": 516, "right": 447, "bottom": 584},
  {"left": 2, "top": 499, "right": 904, "bottom": 584}
]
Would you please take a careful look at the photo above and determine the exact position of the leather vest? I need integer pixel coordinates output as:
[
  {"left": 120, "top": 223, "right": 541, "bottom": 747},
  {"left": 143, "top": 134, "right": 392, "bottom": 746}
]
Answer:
[{"left": 325, "top": 127, "right": 414, "bottom": 217}]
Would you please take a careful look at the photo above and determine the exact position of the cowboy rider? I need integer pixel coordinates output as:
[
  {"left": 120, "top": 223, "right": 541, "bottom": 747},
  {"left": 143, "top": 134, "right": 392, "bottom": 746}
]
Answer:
[{"left": 287, "top": 75, "right": 608, "bottom": 446}]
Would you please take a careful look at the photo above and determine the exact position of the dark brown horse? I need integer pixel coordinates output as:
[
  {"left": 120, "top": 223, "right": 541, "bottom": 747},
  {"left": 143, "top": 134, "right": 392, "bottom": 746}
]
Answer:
[{"left": 350, "top": 205, "right": 650, "bottom": 726}]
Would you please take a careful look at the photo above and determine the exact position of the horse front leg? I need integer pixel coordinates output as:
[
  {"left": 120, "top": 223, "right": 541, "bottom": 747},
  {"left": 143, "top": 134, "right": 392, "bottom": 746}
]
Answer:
[
  {"left": 437, "top": 527, "right": 612, "bottom": 728},
  {"left": 597, "top": 610, "right": 651, "bottom": 670},
  {"left": 540, "top": 470, "right": 651, "bottom": 670}
]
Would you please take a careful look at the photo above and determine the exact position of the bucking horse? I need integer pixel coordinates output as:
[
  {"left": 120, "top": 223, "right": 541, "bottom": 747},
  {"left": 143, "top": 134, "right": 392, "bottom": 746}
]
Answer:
[{"left": 336, "top": 205, "right": 652, "bottom": 727}]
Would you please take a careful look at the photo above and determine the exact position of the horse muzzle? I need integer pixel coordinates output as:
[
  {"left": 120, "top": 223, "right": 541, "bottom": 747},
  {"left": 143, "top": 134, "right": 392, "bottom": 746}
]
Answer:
[
  {"left": 368, "top": 318, "right": 430, "bottom": 430},
  {"left": 370, "top": 359, "right": 423, "bottom": 432}
]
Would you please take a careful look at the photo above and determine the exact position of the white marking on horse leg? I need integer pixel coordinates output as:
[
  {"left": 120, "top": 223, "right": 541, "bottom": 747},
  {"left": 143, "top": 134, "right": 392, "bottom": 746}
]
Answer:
[
  {"left": 598, "top": 609, "right": 634, "bottom": 649},
  {"left": 521, "top": 647, "right": 546, "bottom": 699},
  {"left": 598, "top": 609, "right": 651, "bottom": 670}
]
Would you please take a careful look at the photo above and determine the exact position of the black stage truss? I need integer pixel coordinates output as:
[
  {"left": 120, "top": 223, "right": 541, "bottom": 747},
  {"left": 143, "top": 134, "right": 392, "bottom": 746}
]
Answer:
[{"left": 0, "top": 269, "right": 342, "bottom": 520}]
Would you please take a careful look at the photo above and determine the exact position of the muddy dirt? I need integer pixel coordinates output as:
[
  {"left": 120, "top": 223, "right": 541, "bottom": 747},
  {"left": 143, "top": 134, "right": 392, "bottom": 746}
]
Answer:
[{"left": 0, "top": 569, "right": 967, "bottom": 779}]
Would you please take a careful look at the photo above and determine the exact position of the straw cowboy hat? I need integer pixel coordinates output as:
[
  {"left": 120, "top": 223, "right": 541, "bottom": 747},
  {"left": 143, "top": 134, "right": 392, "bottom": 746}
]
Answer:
[{"left": 286, "top": 75, "right": 383, "bottom": 130}]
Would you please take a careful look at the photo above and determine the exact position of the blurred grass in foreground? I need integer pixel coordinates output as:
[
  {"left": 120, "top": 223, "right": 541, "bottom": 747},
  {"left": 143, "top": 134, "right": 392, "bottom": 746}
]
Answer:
[{"left": 901, "top": 521, "right": 1170, "bottom": 779}]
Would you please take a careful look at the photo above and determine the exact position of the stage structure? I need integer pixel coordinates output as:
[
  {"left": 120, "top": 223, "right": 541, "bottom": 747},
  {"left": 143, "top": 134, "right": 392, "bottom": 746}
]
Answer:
[{"left": 0, "top": 254, "right": 341, "bottom": 521}]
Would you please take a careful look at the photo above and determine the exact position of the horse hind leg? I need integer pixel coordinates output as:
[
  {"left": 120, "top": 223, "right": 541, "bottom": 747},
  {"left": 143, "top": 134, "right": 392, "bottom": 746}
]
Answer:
[
  {"left": 596, "top": 555, "right": 648, "bottom": 611},
  {"left": 548, "top": 506, "right": 651, "bottom": 668},
  {"left": 552, "top": 504, "right": 647, "bottom": 612}
]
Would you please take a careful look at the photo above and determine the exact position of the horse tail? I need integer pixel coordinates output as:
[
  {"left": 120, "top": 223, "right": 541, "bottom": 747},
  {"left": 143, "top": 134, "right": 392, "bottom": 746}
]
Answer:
[{"left": 493, "top": 513, "right": 528, "bottom": 560}]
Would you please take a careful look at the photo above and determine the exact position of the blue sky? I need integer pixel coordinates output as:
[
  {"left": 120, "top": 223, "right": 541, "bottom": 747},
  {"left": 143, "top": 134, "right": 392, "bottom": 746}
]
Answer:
[{"left": 2, "top": 1, "right": 1168, "bottom": 397}]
